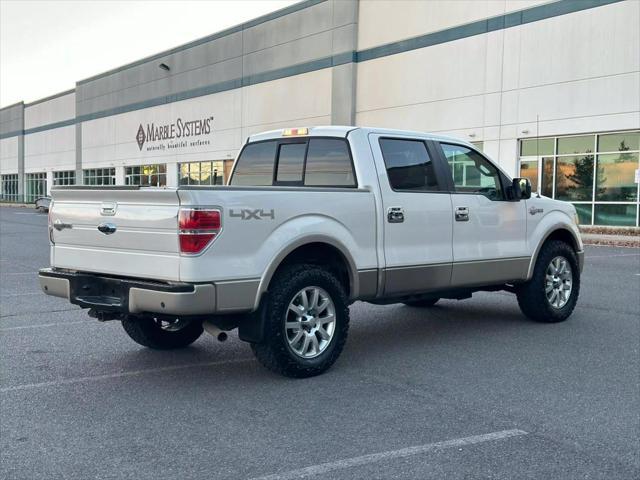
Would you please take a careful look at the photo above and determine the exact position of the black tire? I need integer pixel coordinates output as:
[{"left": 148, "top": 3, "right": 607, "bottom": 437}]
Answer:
[
  {"left": 516, "top": 240, "right": 580, "bottom": 323},
  {"left": 121, "top": 316, "right": 203, "bottom": 349},
  {"left": 403, "top": 298, "right": 440, "bottom": 308},
  {"left": 250, "top": 264, "right": 350, "bottom": 378}
]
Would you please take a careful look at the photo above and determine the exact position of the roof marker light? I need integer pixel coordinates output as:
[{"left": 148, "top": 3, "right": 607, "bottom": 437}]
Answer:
[{"left": 283, "top": 128, "right": 309, "bottom": 136}]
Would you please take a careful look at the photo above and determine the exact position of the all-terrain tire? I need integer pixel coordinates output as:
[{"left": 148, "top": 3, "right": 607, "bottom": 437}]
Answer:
[
  {"left": 403, "top": 298, "right": 440, "bottom": 308},
  {"left": 121, "top": 316, "right": 203, "bottom": 349},
  {"left": 250, "top": 264, "right": 350, "bottom": 378},
  {"left": 516, "top": 240, "right": 580, "bottom": 323}
]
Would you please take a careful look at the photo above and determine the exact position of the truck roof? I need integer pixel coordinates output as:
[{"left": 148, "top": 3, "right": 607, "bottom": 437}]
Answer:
[{"left": 247, "top": 126, "right": 475, "bottom": 147}]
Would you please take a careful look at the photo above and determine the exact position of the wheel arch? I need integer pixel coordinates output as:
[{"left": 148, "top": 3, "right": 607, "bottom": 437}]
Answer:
[
  {"left": 527, "top": 227, "right": 581, "bottom": 280},
  {"left": 255, "top": 235, "right": 359, "bottom": 310}
]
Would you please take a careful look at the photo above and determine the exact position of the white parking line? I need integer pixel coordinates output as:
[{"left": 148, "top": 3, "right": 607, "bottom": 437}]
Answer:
[
  {"left": 12, "top": 212, "right": 39, "bottom": 215},
  {"left": 0, "top": 320, "right": 88, "bottom": 331},
  {"left": 0, "top": 358, "right": 253, "bottom": 393},
  {"left": 0, "top": 292, "right": 41, "bottom": 297},
  {"left": 588, "top": 253, "right": 640, "bottom": 258},
  {"left": 250, "top": 429, "right": 528, "bottom": 480},
  {"left": 2, "top": 272, "right": 36, "bottom": 276}
]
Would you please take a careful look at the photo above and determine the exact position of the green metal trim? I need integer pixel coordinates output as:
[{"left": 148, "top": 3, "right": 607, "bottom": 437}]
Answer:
[
  {"left": 3, "top": 0, "right": 625, "bottom": 140},
  {"left": 0, "top": 129, "right": 23, "bottom": 140},
  {"left": 357, "top": 0, "right": 625, "bottom": 62}
]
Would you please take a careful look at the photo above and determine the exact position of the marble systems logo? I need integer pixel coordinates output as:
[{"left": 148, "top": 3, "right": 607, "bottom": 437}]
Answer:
[{"left": 136, "top": 124, "right": 146, "bottom": 151}]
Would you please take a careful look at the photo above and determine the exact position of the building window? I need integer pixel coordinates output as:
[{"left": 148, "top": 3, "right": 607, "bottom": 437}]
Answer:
[
  {"left": 126, "top": 164, "right": 166, "bottom": 187},
  {"left": 25, "top": 173, "right": 47, "bottom": 202},
  {"left": 1, "top": 174, "right": 19, "bottom": 202},
  {"left": 179, "top": 161, "right": 227, "bottom": 186},
  {"left": 518, "top": 130, "right": 640, "bottom": 226},
  {"left": 83, "top": 168, "right": 116, "bottom": 186},
  {"left": 53, "top": 170, "right": 75, "bottom": 186}
]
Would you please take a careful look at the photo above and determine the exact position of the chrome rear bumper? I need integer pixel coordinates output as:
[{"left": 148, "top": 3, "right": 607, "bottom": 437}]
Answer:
[{"left": 38, "top": 268, "right": 216, "bottom": 316}]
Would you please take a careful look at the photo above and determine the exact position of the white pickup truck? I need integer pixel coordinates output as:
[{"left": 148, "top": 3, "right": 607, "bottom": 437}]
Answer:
[{"left": 40, "top": 126, "right": 584, "bottom": 377}]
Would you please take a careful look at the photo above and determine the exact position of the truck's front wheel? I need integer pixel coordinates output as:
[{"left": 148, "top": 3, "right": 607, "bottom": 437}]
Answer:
[
  {"left": 121, "top": 316, "right": 203, "bottom": 349},
  {"left": 251, "top": 264, "right": 350, "bottom": 378},
  {"left": 516, "top": 240, "right": 580, "bottom": 323}
]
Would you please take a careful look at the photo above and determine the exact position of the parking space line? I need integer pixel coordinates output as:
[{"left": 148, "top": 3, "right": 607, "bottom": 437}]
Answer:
[
  {"left": 3, "top": 272, "right": 36, "bottom": 276},
  {"left": 1, "top": 307, "right": 79, "bottom": 319},
  {"left": 0, "top": 320, "right": 89, "bottom": 331},
  {"left": 0, "top": 292, "right": 41, "bottom": 297},
  {"left": 249, "top": 429, "right": 528, "bottom": 480},
  {"left": 587, "top": 253, "right": 640, "bottom": 258},
  {"left": 0, "top": 358, "right": 253, "bottom": 393}
]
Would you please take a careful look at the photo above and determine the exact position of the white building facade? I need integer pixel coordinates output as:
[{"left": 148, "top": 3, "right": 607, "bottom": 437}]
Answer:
[{"left": 1, "top": 0, "right": 638, "bottom": 225}]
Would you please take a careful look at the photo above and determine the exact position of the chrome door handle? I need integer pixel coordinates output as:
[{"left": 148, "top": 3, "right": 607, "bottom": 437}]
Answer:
[
  {"left": 455, "top": 206, "right": 469, "bottom": 222},
  {"left": 387, "top": 207, "right": 405, "bottom": 223}
]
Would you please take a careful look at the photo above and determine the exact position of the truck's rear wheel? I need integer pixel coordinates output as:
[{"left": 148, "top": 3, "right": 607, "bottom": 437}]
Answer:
[
  {"left": 251, "top": 264, "right": 349, "bottom": 378},
  {"left": 121, "top": 316, "right": 203, "bottom": 349},
  {"left": 516, "top": 240, "right": 580, "bottom": 323}
]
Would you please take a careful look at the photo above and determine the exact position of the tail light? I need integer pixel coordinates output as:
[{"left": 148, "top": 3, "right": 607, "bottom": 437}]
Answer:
[{"left": 178, "top": 208, "right": 221, "bottom": 254}]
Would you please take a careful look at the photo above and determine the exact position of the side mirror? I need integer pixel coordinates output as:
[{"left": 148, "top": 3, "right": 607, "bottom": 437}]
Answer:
[{"left": 510, "top": 177, "right": 532, "bottom": 201}]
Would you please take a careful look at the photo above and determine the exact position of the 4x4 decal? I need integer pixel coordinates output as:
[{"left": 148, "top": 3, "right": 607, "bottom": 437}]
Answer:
[{"left": 229, "top": 209, "right": 275, "bottom": 220}]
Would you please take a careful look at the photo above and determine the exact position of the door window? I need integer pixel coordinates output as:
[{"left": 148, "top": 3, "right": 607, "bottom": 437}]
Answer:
[
  {"left": 441, "top": 144, "right": 504, "bottom": 200},
  {"left": 379, "top": 138, "right": 440, "bottom": 192}
]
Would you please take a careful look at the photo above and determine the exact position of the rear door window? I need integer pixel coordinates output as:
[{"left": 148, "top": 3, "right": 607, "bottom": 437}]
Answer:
[
  {"left": 304, "top": 139, "right": 355, "bottom": 187},
  {"left": 230, "top": 141, "right": 277, "bottom": 186},
  {"left": 379, "top": 138, "right": 440, "bottom": 192}
]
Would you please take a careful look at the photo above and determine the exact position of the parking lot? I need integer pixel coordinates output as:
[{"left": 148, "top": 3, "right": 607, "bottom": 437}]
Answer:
[{"left": 0, "top": 205, "right": 638, "bottom": 479}]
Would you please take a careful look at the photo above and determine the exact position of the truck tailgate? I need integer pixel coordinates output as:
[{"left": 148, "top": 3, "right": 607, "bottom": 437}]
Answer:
[{"left": 49, "top": 187, "right": 181, "bottom": 281}]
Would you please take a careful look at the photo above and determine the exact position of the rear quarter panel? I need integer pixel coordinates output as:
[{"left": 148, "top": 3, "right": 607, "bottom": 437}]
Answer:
[{"left": 177, "top": 187, "right": 378, "bottom": 301}]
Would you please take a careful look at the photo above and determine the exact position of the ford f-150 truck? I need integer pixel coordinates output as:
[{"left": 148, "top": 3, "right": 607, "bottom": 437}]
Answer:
[{"left": 39, "top": 126, "right": 584, "bottom": 378}]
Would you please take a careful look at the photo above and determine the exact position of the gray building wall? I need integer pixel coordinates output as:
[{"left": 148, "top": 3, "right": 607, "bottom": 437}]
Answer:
[
  {"left": 75, "top": 0, "right": 358, "bottom": 125},
  {"left": 0, "top": 103, "right": 25, "bottom": 196}
]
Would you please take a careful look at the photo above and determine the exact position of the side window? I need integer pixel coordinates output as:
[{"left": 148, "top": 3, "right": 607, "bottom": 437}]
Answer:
[
  {"left": 441, "top": 143, "right": 504, "bottom": 200},
  {"left": 276, "top": 143, "right": 306, "bottom": 183},
  {"left": 230, "top": 141, "right": 277, "bottom": 186},
  {"left": 379, "top": 138, "right": 440, "bottom": 192},
  {"left": 304, "top": 139, "right": 355, "bottom": 187}
]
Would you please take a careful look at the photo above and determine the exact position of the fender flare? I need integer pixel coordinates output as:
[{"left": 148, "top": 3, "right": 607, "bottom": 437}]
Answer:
[
  {"left": 253, "top": 234, "right": 359, "bottom": 310},
  {"left": 526, "top": 225, "right": 581, "bottom": 280}
]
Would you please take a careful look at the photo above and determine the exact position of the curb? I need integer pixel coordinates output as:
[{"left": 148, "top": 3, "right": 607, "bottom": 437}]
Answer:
[{"left": 0, "top": 203, "right": 31, "bottom": 209}]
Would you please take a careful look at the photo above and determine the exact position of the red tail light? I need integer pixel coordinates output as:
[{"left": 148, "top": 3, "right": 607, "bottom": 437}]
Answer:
[{"left": 178, "top": 208, "right": 221, "bottom": 254}]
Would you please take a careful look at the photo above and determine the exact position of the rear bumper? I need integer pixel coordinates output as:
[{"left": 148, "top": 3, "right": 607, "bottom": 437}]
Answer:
[{"left": 38, "top": 268, "right": 216, "bottom": 316}]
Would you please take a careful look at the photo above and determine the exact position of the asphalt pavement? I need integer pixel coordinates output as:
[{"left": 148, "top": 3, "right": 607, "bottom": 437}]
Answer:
[{"left": 1, "top": 206, "right": 639, "bottom": 479}]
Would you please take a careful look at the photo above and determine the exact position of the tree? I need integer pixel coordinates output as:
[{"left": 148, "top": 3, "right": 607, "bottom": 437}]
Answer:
[{"left": 564, "top": 151, "right": 606, "bottom": 199}]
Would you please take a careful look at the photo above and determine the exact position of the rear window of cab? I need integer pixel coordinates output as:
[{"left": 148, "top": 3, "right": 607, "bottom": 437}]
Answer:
[{"left": 230, "top": 138, "right": 356, "bottom": 187}]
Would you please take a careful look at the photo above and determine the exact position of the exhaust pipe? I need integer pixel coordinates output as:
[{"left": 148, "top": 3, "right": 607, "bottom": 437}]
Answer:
[{"left": 203, "top": 320, "right": 228, "bottom": 342}]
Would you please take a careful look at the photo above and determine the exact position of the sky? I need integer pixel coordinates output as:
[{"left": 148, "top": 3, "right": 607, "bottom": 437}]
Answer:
[{"left": 0, "top": 0, "right": 297, "bottom": 107}]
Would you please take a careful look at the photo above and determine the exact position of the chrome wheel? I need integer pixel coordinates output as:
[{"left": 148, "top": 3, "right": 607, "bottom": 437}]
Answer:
[
  {"left": 545, "top": 256, "right": 573, "bottom": 309},
  {"left": 285, "top": 286, "right": 336, "bottom": 359}
]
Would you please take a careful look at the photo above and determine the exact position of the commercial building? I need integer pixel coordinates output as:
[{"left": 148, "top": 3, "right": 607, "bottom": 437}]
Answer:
[{"left": 1, "top": 0, "right": 638, "bottom": 225}]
